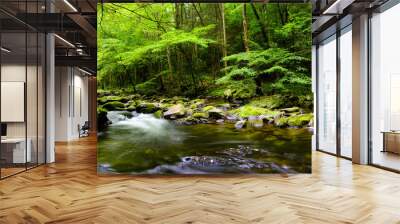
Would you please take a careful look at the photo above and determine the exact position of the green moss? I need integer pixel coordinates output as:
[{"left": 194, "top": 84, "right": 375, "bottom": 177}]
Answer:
[
  {"left": 153, "top": 110, "right": 163, "bottom": 119},
  {"left": 193, "top": 112, "right": 208, "bottom": 119},
  {"left": 98, "top": 95, "right": 130, "bottom": 104},
  {"left": 102, "top": 101, "right": 126, "bottom": 111},
  {"left": 248, "top": 95, "right": 284, "bottom": 109},
  {"left": 202, "top": 105, "right": 216, "bottom": 112},
  {"left": 287, "top": 113, "right": 313, "bottom": 127},
  {"left": 275, "top": 117, "right": 289, "bottom": 127},
  {"left": 229, "top": 105, "right": 279, "bottom": 118},
  {"left": 281, "top": 107, "right": 300, "bottom": 113},
  {"left": 137, "top": 103, "right": 157, "bottom": 113}
]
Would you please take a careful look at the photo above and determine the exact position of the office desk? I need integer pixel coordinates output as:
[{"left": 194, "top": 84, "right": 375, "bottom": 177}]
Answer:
[{"left": 1, "top": 138, "right": 31, "bottom": 163}]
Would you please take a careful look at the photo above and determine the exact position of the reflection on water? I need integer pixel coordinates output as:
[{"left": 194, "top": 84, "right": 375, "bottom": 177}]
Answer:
[{"left": 98, "top": 111, "right": 312, "bottom": 174}]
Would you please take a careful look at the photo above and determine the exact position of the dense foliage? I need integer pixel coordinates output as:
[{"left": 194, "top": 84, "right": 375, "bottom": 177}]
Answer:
[{"left": 98, "top": 3, "right": 311, "bottom": 103}]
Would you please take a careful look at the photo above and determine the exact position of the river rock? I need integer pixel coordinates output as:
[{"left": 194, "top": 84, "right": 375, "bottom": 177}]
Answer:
[
  {"left": 192, "top": 112, "right": 208, "bottom": 119},
  {"left": 102, "top": 101, "right": 126, "bottom": 111},
  {"left": 226, "top": 115, "right": 238, "bottom": 123},
  {"left": 208, "top": 108, "right": 225, "bottom": 119},
  {"left": 281, "top": 107, "right": 300, "bottom": 114},
  {"left": 216, "top": 119, "right": 224, "bottom": 124},
  {"left": 136, "top": 103, "right": 158, "bottom": 113},
  {"left": 164, "top": 104, "right": 186, "bottom": 119},
  {"left": 247, "top": 116, "right": 263, "bottom": 128},
  {"left": 235, "top": 120, "right": 246, "bottom": 129},
  {"left": 153, "top": 110, "right": 163, "bottom": 119}
]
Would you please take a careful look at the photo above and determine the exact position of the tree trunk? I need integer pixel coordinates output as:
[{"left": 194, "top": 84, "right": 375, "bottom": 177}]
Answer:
[
  {"left": 175, "top": 3, "right": 180, "bottom": 29},
  {"left": 242, "top": 4, "right": 250, "bottom": 52},
  {"left": 250, "top": 3, "right": 268, "bottom": 47},
  {"left": 167, "top": 47, "right": 173, "bottom": 81},
  {"left": 220, "top": 3, "right": 228, "bottom": 69}
]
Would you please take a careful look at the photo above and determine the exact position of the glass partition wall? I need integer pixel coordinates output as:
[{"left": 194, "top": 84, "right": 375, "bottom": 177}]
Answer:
[
  {"left": 0, "top": 2, "right": 46, "bottom": 179},
  {"left": 339, "top": 26, "right": 352, "bottom": 159},
  {"left": 316, "top": 25, "right": 353, "bottom": 159},
  {"left": 370, "top": 3, "right": 400, "bottom": 171},
  {"left": 317, "top": 35, "right": 337, "bottom": 155}
]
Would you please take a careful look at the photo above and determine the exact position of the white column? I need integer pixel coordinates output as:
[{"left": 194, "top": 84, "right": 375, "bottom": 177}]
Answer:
[
  {"left": 46, "top": 32, "right": 55, "bottom": 163},
  {"left": 352, "top": 14, "right": 369, "bottom": 164}
]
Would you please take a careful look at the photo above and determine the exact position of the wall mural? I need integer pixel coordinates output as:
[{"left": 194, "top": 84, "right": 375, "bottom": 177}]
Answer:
[{"left": 97, "top": 2, "right": 313, "bottom": 175}]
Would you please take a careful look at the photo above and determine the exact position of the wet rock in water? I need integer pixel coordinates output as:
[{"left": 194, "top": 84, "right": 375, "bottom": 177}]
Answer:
[
  {"left": 247, "top": 116, "right": 263, "bottom": 128},
  {"left": 179, "top": 155, "right": 272, "bottom": 173},
  {"left": 308, "top": 118, "right": 314, "bottom": 127},
  {"left": 216, "top": 119, "right": 224, "bottom": 124},
  {"left": 208, "top": 108, "right": 225, "bottom": 119},
  {"left": 226, "top": 115, "right": 238, "bottom": 123},
  {"left": 220, "top": 145, "right": 270, "bottom": 157},
  {"left": 259, "top": 115, "right": 273, "bottom": 124},
  {"left": 235, "top": 120, "right": 246, "bottom": 129},
  {"left": 146, "top": 164, "right": 207, "bottom": 175},
  {"left": 164, "top": 104, "right": 186, "bottom": 119}
]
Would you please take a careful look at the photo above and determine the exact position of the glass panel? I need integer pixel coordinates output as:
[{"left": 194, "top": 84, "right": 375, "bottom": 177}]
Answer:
[
  {"left": 339, "top": 27, "right": 352, "bottom": 158},
  {"left": 371, "top": 4, "right": 400, "bottom": 171},
  {"left": 38, "top": 32, "right": 45, "bottom": 165},
  {"left": 27, "top": 31, "right": 38, "bottom": 169},
  {"left": 1, "top": 30, "right": 27, "bottom": 177},
  {"left": 317, "top": 35, "right": 337, "bottom": 154}
]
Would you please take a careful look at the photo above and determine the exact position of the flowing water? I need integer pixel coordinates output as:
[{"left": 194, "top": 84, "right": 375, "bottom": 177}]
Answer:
[{"left": 98, "top": 111, "right": 312, "bottom": 174}]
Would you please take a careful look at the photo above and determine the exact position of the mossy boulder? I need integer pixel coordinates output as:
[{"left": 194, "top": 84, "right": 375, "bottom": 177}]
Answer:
[
  {"left": 102, "top": 101, "right": 126, "bottom": 111},
  {"left": 248, "top": 95, "right": 284, "bottom": 109},
  {"left": 98, "top": 95, "right": 130, "bottom": 104},
  {"left": 287, "top": 113, "right": 313, "bottom": 127},
  {"left": 126, "top": 105, "right": 136, "bottom": 112},
  {"left": 235, "top": 120, "right": 246, "bottom": 129},
  {"left": 193, "top": 112, "right": 208, "bottom": 119},
  {"left": 208, "top": 108, "right": 225, "bottom": 119},
  {"left": 159, "top": 103, "right": 174, "bottom": 111},
  {"left": 190, "top": 99, "right": 206, "bottom": 108},
  {"left": 202, "top": 105, "right": 216, "bottom": 112},
  {"left": 136, "top": 103, "right": 158, "bottom": 113},
  {"left": 281, "top": 107, "right": 300, "bottom": 113},
  {"left": 275, "top": 117, "right": 289, "bottom": 127},
  {"left": 164, "top": 104, "right": 186, "bottom": 119},
  {"left": 229, "top": 105, "right": 279, "bottom": 118},
  {"left": 153, "top": 110, "right": 163, "bottom": 119},
  {"left": 97, "top": 106, "right": 110, "bottom": 131}
]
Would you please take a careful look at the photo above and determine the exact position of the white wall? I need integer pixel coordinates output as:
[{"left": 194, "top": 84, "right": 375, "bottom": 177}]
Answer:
[{"left": 55, "top": 67, "right": 89, "bottom": 141}]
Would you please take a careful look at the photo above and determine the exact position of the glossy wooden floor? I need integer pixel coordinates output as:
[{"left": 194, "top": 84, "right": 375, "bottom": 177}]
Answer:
[{"left": 1, "top": 136, "right": 400, "bottom": 224}]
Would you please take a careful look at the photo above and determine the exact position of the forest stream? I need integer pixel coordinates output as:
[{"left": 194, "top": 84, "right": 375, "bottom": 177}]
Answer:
[{"left": 98, "top": 111, "right": 312, "bottom": 174}]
